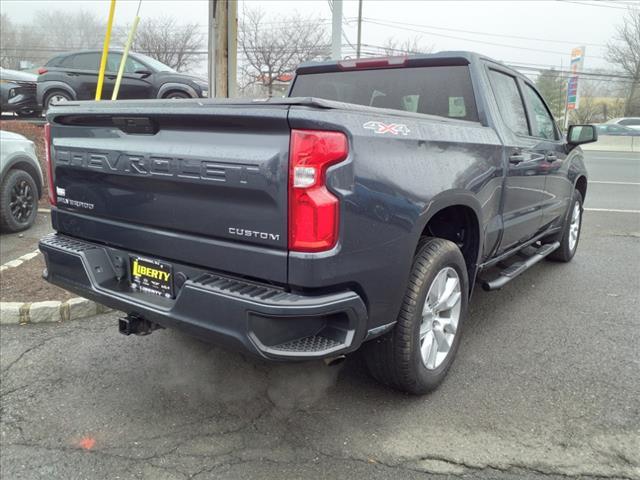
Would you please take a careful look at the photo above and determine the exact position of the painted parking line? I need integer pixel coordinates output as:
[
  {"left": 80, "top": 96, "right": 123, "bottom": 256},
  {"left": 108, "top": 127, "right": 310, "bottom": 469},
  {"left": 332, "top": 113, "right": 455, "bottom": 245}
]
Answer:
[
  {"left": 589, "top": 181, "right": 640, "bottom": 186},
  {"left": 585, "top": 208, "right": 640, "bottom": 213}
]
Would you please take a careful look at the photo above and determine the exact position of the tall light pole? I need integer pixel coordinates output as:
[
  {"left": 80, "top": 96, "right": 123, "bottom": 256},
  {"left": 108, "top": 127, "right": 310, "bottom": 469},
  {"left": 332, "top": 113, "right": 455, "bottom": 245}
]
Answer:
[{"left": 331, "top": 0, "right": 343, "bottom": 60}]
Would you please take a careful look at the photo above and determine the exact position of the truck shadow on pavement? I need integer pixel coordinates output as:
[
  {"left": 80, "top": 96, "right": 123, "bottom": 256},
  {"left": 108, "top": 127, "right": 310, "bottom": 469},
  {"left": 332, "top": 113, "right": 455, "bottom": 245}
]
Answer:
[{"left": 3, "top": 214, "right": 638, "bottom": 478}]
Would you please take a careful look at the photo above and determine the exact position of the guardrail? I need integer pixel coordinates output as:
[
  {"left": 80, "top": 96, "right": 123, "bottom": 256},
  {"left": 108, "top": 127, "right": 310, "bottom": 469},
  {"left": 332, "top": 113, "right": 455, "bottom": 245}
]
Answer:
[{"left": 581, "top": 134, "right": 640, "bottom": 153}]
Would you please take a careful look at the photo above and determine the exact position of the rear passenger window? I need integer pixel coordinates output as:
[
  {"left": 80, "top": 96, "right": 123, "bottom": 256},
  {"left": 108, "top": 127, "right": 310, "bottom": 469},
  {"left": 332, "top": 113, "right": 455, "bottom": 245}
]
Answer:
[
  {"left": 46, "top": 56, "right": 64, "bottom": 67},
  {"left": 620, "top": 119, "right": 640, "bottom": 126},
  {"left": 72, "top": 53, "right": 100, "bottom": 70},
  {"left": 524, "top": 84, "right": 558, "bottom": 140},
  {"left": 488, "top": 70, "right": 529, "bottom": 136}
]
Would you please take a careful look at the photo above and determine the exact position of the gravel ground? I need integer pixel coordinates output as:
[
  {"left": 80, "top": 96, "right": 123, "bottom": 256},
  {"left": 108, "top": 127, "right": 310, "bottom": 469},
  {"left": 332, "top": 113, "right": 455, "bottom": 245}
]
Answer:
[{"left": 0, "top": 254, "right": 75, "bottom": 302}]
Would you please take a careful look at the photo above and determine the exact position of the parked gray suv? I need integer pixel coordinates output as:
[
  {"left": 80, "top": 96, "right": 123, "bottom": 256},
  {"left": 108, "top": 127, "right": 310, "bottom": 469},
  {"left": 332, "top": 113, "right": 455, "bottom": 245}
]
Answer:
[{"left": 0, "top": 130, "right": 43, "bottom": 232}]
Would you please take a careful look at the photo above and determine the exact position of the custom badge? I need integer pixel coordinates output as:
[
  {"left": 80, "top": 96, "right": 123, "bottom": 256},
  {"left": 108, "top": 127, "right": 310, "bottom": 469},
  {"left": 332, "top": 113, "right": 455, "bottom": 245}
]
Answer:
[{"left": 363, "top": 121, "right": 410, "bottom": 136}]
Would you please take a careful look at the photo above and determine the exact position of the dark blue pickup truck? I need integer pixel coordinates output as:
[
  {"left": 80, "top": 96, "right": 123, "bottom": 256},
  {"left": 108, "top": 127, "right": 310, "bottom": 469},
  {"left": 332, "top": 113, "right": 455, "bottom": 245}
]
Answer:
[{"left": 39, "top": 52, "right": 595, "bottom": 394}]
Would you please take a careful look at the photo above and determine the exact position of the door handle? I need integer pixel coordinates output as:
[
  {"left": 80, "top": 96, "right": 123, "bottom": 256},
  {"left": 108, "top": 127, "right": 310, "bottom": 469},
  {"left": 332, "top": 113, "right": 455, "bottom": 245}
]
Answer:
[{"left": 509, "top": 153, "right": 525, "bottom": 165}]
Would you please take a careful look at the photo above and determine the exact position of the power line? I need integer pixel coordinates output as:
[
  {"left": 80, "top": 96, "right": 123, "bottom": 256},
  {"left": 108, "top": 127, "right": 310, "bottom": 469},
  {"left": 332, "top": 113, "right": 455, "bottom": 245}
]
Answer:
[
  {"left": 361, "top": 19, "right": 609, "bottom": 60},
  {"left": 340, "top": 43, "right": 634, "bottom": 81},
  {"left": 356, "top": 16, "right": 608, "bottom": 48},
  {"left": 507, "top": 64, "right": 636, "bottom": 82},
  {"left": 556, "top": 0, "right": 634, "bottom": 10}
]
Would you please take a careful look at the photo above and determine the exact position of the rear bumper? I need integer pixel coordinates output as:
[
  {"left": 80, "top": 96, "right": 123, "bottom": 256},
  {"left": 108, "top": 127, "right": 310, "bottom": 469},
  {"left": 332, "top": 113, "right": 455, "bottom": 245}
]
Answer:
[{"left": 39, "top": 233, "right": 368, "bottom": 360}]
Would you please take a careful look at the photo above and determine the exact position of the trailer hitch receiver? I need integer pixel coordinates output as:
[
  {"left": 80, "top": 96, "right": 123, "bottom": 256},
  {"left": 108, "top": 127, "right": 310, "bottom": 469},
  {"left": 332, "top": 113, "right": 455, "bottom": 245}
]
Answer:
[{"left": 118, "top": 313, "right": 163, "bottom": 336}]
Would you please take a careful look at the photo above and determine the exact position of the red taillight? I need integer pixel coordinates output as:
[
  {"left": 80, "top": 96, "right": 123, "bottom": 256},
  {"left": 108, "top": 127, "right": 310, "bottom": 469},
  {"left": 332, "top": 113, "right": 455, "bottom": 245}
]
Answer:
[
  {"left": 37, "top": 67, "right": 48, "bottom": 75},
  {"left": 44, "top": 123, "right": 56, "bottom": 205},
  {"left": 288, "top": 129, "right": 348, "bottom": 252}
]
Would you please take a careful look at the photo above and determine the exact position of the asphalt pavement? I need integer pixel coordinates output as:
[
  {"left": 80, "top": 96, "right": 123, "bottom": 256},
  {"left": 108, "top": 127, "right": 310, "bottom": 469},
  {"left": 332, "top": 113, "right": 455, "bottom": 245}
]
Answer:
[
  {"left": 582, "top": 151, "right": 640, "bottom": 211},
  {"left": 1, "top": 151, "right": 639, "bottom": 479},
  {"left": 0, "top": 210, "right": 51, "bottom": 265}
]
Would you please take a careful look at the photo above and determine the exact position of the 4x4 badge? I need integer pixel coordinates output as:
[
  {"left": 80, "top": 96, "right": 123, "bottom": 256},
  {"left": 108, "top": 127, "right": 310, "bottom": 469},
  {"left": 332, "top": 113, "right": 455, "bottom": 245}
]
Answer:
[{"left": 363, "top": 121, "right": 410, "bottom": 136}]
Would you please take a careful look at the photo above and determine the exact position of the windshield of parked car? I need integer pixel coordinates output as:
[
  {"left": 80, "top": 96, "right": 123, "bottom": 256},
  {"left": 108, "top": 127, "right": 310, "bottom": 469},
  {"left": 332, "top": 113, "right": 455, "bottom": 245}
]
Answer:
[
  {"left": 290, "top": 65, "right": 479, "bottom": 122},
  {"left": 132, "top": 53, "right": 176, "bottom": 73}
]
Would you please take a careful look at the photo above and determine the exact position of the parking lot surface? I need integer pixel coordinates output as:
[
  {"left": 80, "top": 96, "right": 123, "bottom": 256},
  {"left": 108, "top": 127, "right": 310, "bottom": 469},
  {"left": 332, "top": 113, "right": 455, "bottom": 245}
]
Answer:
[
  {"left": 0, "top": 211, "right": 50, "bottom": 265},
  {"left": 1, "top": 151, "right": 639, "bottom": 479}
]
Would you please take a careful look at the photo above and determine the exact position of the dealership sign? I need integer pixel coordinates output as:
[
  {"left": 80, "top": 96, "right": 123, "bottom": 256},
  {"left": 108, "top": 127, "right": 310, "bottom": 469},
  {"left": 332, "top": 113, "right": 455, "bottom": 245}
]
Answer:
[{"left": 567, "top": 47, "right": 585, "bottom": 111}]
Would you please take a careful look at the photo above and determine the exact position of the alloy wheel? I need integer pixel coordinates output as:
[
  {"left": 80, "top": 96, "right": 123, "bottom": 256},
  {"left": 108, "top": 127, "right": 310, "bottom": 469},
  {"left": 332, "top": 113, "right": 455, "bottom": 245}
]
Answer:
[
  {"left": 419, "top": 267, "right": 462, "bottom": 370},
  {"left": 568, "top": 201, "right": 581, "bottom": 252},
  {"left": 47, "top": 94, "right": 68, "bottom": 108},
  {"left": 9, "top": 179, "right": 34, "bottom": 224}
]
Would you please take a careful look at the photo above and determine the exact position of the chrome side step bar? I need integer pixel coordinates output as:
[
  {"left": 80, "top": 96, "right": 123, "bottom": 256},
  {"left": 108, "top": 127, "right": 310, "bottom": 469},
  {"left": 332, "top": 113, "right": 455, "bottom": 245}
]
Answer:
[{"left": 481, "top": 242, "right": 560, "bottom": 291}]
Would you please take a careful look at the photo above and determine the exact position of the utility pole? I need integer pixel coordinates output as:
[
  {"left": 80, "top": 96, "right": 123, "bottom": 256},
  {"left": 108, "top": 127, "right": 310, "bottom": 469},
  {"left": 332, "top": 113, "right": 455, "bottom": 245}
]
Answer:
[
  {"left": 208, "top": 0, "right": 217, "bottom": 98},
  {"left": 208, "top": 0, "right": 237, "bottom": 98},
  {"left": 331, "top": 0, "right": 343, "bottom": 60},
  {"left": 227, "top": 0, "right": 238, "bottom": 97},
  {"left": 356, "top": 0, "right": 363, "bottom": 59}
]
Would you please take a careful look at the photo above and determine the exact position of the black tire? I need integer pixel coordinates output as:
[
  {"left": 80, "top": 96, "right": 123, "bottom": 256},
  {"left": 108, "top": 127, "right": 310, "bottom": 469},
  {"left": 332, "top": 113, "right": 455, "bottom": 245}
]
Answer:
[
  {"left": 0, "top": 169, "right": 38, "bottom": 233},
  {"left": 164, "top": 91, "right": 190, "bottom": 99},
  {"left": 16, "top": 108, "right": 39, "bottom": 117},
  {"left": 364, "top": 237, "right": 469, "bottom": 394},
  {"left": 546, "top": 190, "right": 583, "bottom": 262},
  {"left": 44, "top": 90, "right": 71, "bottom": 110}
]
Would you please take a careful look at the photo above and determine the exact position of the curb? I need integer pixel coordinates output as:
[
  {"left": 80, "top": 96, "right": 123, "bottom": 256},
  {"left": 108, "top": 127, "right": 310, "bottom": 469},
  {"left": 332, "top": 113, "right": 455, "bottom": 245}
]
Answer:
[
  {"left": 0, "top": 249, "right": 41, "bottom": 272},
  {"left": 1, "top": 248, "right": 112, "bottom": 325},
  {"left": 0, "top": 298, "right": 112, "bottom": 325}
]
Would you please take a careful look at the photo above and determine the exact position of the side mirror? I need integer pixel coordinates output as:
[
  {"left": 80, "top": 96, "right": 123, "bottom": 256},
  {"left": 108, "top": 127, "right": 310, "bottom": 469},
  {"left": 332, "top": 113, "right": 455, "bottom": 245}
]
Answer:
[
  {"left": 567, "top": 124, "right": 598, "bottom": 146},
  {"left": 134, "top": 69, "right": 152, "bottom": 77}
]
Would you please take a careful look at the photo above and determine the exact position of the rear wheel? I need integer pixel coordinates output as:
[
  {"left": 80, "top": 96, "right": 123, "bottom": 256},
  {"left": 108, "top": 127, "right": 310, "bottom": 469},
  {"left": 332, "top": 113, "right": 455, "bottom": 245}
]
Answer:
[
  {"left": 364, "top": 237, "right": 468, "bottom": 394},
  {"left": 546, "top": 190, "right": 583, "bottom": 262},
  {"left": 164, "top": 91, "right": 190, "bottom": 99},
  {"left": 0, "top": 169, "right": 38, "bottom": 232}
]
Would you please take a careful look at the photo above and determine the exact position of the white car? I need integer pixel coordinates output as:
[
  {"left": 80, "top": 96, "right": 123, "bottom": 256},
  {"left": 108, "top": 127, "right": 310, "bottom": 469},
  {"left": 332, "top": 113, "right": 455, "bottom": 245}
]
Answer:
[
  {"left": 605, "top": 117, "right": 640, "bottom": 130},
  {"left": 0, "top": 130, "right": 43, "bottom": 232}
]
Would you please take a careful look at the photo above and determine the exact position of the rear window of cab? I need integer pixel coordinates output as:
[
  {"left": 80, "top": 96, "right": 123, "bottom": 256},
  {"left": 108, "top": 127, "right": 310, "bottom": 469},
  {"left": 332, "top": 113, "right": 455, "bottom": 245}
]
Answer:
[{"left": 290, "top": 65, "right": 479, "bottom": 122}]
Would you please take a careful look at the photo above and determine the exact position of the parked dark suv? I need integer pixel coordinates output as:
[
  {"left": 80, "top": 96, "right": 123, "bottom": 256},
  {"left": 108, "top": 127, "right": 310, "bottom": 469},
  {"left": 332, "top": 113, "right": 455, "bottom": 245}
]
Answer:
[{"left": 37, "top": 50, "right": 208, "bottom": 110}]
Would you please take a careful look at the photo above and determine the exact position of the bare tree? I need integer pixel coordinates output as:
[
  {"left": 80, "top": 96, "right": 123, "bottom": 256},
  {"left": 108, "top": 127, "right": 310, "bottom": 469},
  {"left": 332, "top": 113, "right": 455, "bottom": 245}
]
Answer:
[
  {"left": 569, "top": 78, "right": 610, "bottom": 124},
  {"left": 0, "top": 14, "right": 20, "bottom": 68},
  {"left": 1, "top": 10, "right": 105, "bottom": 69},
  {"left": 239, "top": 8, "right": 328, "bottom": 97},
  {"left": 32, "top": 10, "right": 105, "bottom": 50},
  {"left": 607, "top": 7, "right": 640, "bottom": 116},
  {"left": 130, "top": 16, "right": 204, "bottom": 72},
  {"left": 382, "top": 36, "right": 432, "bottom": 56}
]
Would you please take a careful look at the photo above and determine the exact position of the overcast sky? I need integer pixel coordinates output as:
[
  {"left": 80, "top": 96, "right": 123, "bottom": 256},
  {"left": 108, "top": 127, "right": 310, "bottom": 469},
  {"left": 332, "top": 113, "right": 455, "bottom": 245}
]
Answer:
[{"left": 1, "top": 0, "right": 636, "bottom": 72}]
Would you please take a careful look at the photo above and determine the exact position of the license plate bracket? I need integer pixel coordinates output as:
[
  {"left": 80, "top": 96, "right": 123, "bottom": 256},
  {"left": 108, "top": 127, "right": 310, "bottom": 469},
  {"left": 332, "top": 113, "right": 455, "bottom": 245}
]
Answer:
[{"left": 130, "top": 256, "right": 174, "bottom": 299}]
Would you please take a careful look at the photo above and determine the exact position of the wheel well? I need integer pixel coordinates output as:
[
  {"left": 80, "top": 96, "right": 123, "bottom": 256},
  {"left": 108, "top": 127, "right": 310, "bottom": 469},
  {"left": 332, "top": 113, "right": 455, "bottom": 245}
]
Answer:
[
  {"left": 7, "top": 160, "right": 42, "bottom": 198},
  {"left": 575, "top": 175, "right": 587, "bottom": 201},
  {"left": 421, "top": 205, "right": 480, "bottom": 283}
]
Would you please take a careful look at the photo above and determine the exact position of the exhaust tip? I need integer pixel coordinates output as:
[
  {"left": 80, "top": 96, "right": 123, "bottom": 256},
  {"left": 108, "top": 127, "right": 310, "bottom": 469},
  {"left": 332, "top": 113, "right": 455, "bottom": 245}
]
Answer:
[{"left": 323, "top": 355, "right": 346, "bottom": 367}]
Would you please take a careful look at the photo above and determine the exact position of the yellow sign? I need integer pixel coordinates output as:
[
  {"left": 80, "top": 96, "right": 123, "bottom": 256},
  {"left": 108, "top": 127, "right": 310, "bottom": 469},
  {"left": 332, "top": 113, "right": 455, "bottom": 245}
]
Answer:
[{"left": 132, "top": 259, "right": 171, "bottom": 282}]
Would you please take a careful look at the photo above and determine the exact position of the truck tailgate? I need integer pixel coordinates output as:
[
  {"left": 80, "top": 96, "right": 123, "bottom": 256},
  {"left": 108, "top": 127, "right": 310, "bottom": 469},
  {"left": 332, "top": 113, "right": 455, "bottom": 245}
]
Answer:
[{"left": 48, "top": 103, "right": 290, "bottom": 283}]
